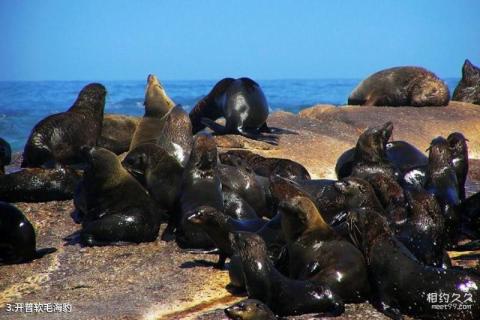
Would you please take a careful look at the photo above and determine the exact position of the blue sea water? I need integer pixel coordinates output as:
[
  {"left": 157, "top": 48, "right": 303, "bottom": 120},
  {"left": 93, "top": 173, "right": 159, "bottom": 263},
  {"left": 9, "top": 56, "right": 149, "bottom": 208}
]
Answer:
[{"left": 0, "top": 78, "right": 460, "bottom": 151}]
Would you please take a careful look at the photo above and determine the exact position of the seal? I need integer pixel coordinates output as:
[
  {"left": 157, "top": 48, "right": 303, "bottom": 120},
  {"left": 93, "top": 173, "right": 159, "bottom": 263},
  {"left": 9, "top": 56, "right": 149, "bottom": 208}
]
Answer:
[
  {"left": 279, "top": 196, "right": 370, "bottom": 302},
  {"left": 0, "top": 167, "right": 82, "bottom": 203},
  {"left": 447, "top": 132, "right": 469, "bottom": 201},
  {"left": 0, "top": 137, "right": 11, "bottom": 174},
  {"left": 396, "top": 189, "right": 449, "bottom": 268},
  {"left": 0, "top": 202, "right": 56, "bottom": 264},
  {"left": 186, "top": 206, "right": 267, "bottom": 268},
  {"left": 452, "top": 59, "right": 480, "bottom": 105},
  {"left": 341, "top": 208, "right": 480, "bottom": 319},
  {"left": 176, "top": 133, "right": 224, "bottom": 249},
  {"left": 225, "top": 299, "right": 276, "bottom": 320},
  {"left": 122, "top": 143, "right": 184, "bottom": 212},
  {"left": 348, "top": 66, "right": 450, "bottom": 107},
  {"left": 97, "top": 114, "right": 140, "bottom": 155},
  {"left": 77, "top": 147, "right": 161, "bottom": 246},
  {"left": 231, "top": 231, "right": 345, "bottom": 317},
  {"left": 128, "top": 75, "right": 177, "bottom": 150},
  {"left": 220, "top": 150, "right": 311, "bottom": 181},
  {"left": 22, "top": 83, "right": 106, "bottom": 168},
  {"left": 223, "top": 190, "right": 260, "bottom": 221},
  {"left": 424, "top": 137, "right": 460, "bottom": 244},
  {"left": 190, "top": 78, "right": 272, "bottom": 139},
  {"left": 219, "top": 162, "right": 270, "bottom": 218}
]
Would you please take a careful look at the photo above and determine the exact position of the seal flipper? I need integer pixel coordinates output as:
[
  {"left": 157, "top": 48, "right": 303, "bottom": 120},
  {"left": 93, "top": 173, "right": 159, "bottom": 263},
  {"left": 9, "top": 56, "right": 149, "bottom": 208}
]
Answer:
[
  {"left": 34, "top": 247, "right": 57, "bottom": 259},
  {"left": 201, "top": 118, "right": 228, "bottom": 134}
]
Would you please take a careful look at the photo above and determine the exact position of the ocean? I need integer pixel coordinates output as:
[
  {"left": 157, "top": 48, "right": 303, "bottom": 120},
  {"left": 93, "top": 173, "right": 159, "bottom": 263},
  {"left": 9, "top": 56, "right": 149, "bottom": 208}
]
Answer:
[{"left": 0, "top": 78, "right": 460, "bottom": 151}]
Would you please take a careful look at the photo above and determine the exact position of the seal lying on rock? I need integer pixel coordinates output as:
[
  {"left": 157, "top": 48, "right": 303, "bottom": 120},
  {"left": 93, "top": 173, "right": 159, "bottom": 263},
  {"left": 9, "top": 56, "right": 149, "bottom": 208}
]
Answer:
[
  {"left": 0, "top": 202, "right": 55, "bottom": 264},
  {"left": 190, "top": 78, "right": 274, "bottom": 141},
  {"left": 280, "top": 196, "right": 370, "bottom": 303},
  {"left": 22, "top": 83, "right": 106, "bottom": 168},
  {"left": 348, "top": 66, "right": 450, "bottom": 107},
  {"left": 77, "top": 147, "right": 161, "bottom": 246},
  {"left": 0, "top": 167, "right": 82, "bottom": 203},
  {"left": 340, "top": 208, "right": 480, "bottom": 320},
  {"left": 220, "top": 150, "right": 311, "bottom": 181},
  {"left": 452, "top": 59, "right": 480, "bottom": 105},
  {"left": 0, "top": 137, "right": 11, "bottom": 174},
  {"left": 225, "top": 299, "right": 276, "bottom": 320},
  {"left": 231, "top": 231, "right": 345, "bottom": 317}
]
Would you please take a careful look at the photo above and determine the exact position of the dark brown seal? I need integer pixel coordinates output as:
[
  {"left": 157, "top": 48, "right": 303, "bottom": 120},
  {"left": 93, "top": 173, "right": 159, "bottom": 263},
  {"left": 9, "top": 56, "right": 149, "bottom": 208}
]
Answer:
[
  {"left": 220, "top": 149, "right": 311, "bottom": 181},
  {"left": 231, "top": 231, "right": 345, "bottom": 317},
  {"left": 452, "top": 59, "right": 480, "bottom": 105},
  {"left": 22, "top": 83, "right": 106, "bottom": 168},
  {"left": 342, "top": 208, "right": 480, "bottom": 320},
  {"left": 447, "top": 132, "right": 468, "bottom": 201},
  {"left": 225, "top": 299, "right": 276, "bottom": 320},
  {"left": 190, "top": 78, "right": 273, "bottom": 140},
  {"left": 0, "top": 201, "right": 56, "bottom": 264},
  {"left": 348, "top": 66, "right": 450, "bottom": 107},
  {"left": 77, "top": 147, "right": 161, "bottom": 246},
  {"left": 280, "top": 196, "right": 370, "bottom": 302},
  {"left": 0, "top": 167, "right": 82, "bottom": 203}
]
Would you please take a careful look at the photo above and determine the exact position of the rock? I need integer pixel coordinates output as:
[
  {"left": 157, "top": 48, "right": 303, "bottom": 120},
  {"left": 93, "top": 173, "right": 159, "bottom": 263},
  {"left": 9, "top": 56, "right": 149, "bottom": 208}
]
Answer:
[{"left": 98, "top": 114, "right": 140, "bottom": 154}]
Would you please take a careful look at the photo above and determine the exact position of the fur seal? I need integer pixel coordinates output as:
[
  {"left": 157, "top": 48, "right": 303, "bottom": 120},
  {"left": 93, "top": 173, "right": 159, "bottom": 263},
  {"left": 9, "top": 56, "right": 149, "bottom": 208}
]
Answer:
[
  {"left": 0, "top": 137, "right": 11, "bottom": 174},
  {"left": 0, "top": 167, "right": 82, "bottom": 203},
  {"left": 22, "top": 83, "right": 106, "bottom": 168},
  {"left": 97, "top": 114, "right": 140, "bottom": 155},
  {"left": 0, "top": 202, "right": 55, "bottom": 264},
  {"left": 77, "top": 147, "right": 161, "bottom": 246},
  {"left": 176, "top": 133, "right": 224, "bottom": 249},
  {"left": 231, "top": 231, "right": 345, "bottom": 317},
  {"left": 447, "top": 132, "right": 469, "bottom": 201},
  {"left": 223, "top": 190, "right": 260, "bottom": 221},
  {"left": 186, "top": 206, "right": 267, "bottom": 268},
  {"left": 452, "top": 59, "right": 480, "bottom": 105},
  {"left": 220, "top": 150, "right": 311, "bottom": 181},
  {"left": 424, "top": 137, "right": 460, "bottom": 243},
  {"left": 128, "top": 75, "right": 176, "bottom": 150},
  {"left": 341, "top": 208, "right": 480, "bottom": 319},
  {"left": 225, "top": 299, "right": 276, "bottom": 320},
  {"left": 348, "top": 66, "right": 450, "bottom": 107},
  {"left": 122, "top": 143, "right": 183, "bottom": 212},
  {"left": 396, "top": 189, "right": 449, "bottom": 268},
  {"left": 280, "top": 196, "right": 370, "bottom": 302},
  {"left": 190, "top": 78, "right": 272, "bottom": 139}
]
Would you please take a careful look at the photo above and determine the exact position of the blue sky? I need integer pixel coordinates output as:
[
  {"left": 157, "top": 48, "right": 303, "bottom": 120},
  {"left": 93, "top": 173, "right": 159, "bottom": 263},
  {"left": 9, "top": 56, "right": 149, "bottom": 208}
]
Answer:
[{"left": 1, "top": 0, "right": 479, "bottom": 81}]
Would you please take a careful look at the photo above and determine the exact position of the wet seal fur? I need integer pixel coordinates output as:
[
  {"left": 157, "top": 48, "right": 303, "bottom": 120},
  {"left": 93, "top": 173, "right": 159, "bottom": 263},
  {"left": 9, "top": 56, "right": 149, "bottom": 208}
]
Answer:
[
  {"left": 280, "top": 196, "right": 370, "bottom": 302},
  {"left": 225, "top": 299, "right": 276, "bottom": 320},
  {"left": 76, "top": 147, "right": 161, "bottom": 246},
  {"left": 0, "top": 137, "right": 11, "bottom": 174},
  {"left": 452, "top": 59, "right": 480, "bottom": 105},
  {"left": 0, "top": 167, "right": 82, "bottom": 203},
  {"left": 190, "top": 78, "right": 274, "bottom": 141},
  {"left": 122, "top": 143, "right": 183, "bottom": 212},
  {"left": 0, "top": 202, "right": 56, "bottom": 264},
  {"left": 348, "top": 66, "right": 450, "bottom": 107},
  {"left": 220, "top": 149, "right": 311, "bottom": 181},
  {"left": 97, "top": 114, "right": 140, "bottom": 155},
  {"left": 186, "top": 206, "right": 266, "bottom": 268},
  {"left": 176, "top": 133, "right": 224, "bottom": 249},
  {"left": 22, "top": 83, "right": 106, "bottom": 168},
  {"left": 341, "top": 208, "right": 480, "bottom": 319},
  {"left": 447, "top": 132, "right": 468, "bottom": 201},
  {"left": 231, "top": 231, "right": 345, "bottom": 317}
]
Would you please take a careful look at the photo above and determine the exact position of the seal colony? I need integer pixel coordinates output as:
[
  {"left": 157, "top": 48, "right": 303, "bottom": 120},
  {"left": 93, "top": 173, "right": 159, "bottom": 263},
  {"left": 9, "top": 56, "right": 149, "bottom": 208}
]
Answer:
[{"left": 1, "top": 67, "right": 480, "bottom": 319}]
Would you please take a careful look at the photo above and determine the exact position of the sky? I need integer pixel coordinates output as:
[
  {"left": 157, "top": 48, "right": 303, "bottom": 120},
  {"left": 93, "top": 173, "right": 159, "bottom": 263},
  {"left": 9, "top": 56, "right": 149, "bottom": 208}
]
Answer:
[{"left": 1, "top": 0, "right": 479, "bottom": 81}]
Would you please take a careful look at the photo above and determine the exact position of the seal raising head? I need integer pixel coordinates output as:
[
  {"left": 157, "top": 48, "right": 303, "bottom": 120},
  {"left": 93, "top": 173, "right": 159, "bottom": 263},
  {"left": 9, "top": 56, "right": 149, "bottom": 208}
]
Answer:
[
  {"left": 144, "top": 74, "right": 175, "bottom": 117},
  {"left": 452, "top": 59, "right": 480, "bottom": 105}
]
